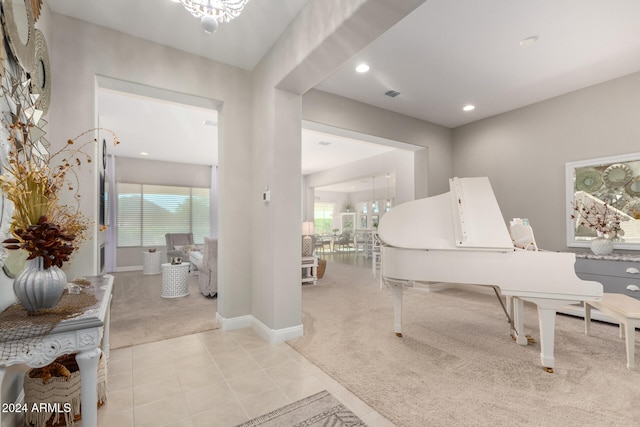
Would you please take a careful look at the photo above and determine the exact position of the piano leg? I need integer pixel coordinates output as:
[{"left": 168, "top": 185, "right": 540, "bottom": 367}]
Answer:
[
  {"left": 391, "top": 283, "right": 404, "bottom": 337},
  {"left": 522, "top": 298, "right": 579, "bottom": 373},
  {"left": 509, "top": 297, "right": 529, "bottom": 346}
]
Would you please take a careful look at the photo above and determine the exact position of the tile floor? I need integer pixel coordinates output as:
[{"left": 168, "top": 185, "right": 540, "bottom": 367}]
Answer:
[{"left": 83, "top": 328, "right": 394, "bottom": 426}]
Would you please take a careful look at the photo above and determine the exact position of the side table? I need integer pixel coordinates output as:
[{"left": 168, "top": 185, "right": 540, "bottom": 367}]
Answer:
[
  {"left": 161, "top": 262, "right": 190, "bottom": 298},
  {"left": 143, "top": 251, "right": 162, "bottom": 275}
]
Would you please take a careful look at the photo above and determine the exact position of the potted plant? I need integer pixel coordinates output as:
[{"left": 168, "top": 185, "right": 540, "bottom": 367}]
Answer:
[{"left": 571, "top": 200, "right": 624, "bottom": 255}]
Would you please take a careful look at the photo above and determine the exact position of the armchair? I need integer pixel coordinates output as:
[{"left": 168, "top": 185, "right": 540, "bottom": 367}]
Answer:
[
  {"left": 165, "top": 233, "right": 195, "bottom": 263},
  {"left": 198, "top": 237, "right": 218, "bottom": 297}
]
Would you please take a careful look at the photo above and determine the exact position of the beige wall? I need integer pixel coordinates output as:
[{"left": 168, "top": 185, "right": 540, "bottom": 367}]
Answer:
[
  {"left": 303, "top": 90, "right": 453, "bottom": 196},
  {"left": 303, "top": 149, "right": 417, "bottom": 221},
  {"left": 249, "top": 0, "right": 427, "bottom": 333},
  {"left": 40, "top": 0, "right": 427, "bottom": 339},
  {"left": 452, "top": 71, "right": 640, "bottom": 251},
  {"left": 48, "top": 13, "right": 253, "bottom": 321}
]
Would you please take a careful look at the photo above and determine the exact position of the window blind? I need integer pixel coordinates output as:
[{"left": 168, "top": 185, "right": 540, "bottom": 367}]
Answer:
[{"left": 116, "top": 183, "right": 210, "bottom": 247}]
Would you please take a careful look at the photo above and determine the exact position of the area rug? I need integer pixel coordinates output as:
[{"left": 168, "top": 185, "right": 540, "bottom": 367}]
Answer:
[
  {"left": 235, "top": 390, "right": 366, "bottom": 427},
  {"left": 289, "top": 261, "right": 640, "bottom": 427},
  {"left": 109, "top": 271, "right": 218, "bottom": 348}
]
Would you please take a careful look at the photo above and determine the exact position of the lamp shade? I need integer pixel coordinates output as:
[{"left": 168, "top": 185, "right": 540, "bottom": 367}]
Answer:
[{"left": 302, "top": 221, "right": 315, "bottom": 236}]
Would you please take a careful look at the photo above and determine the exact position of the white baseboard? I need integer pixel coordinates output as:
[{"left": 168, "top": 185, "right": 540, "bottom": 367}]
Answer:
[
  {"left": 116, "top": 265, "right": 143, "bottom": 272},
  {"left": 216, "top": 313, "right": 303, "bottom": 344},
  {"left": 216, "top": 312, "right": 252, "bottom": 331},
  {"left": 558, "top": 303, "right": 616, "bottom": 324}
]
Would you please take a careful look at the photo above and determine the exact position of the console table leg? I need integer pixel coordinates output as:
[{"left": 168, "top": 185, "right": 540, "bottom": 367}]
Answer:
[
  {"left": 76, "top": 348, "right": 102, "bottom": 427},
  {"left": 102, "top": 296, "right": 112, "bottom": 360},
  {"left": 0, "top": 366, "right": 5, "bottom": 426}
]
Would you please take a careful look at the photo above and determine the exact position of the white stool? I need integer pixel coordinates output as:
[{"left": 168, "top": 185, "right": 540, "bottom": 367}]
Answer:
[
  {"left": 161, "top": 262, "right": 190, "bottom": 298},
  {"left": 584, "top": 293, "right": 640, "bottom": 370},
  {"left": 143, "top": 251, "right": 162, "bottom": 275}
]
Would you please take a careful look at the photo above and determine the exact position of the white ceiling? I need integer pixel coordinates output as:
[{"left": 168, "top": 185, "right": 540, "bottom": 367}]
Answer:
[
  {"left": 97, "top": 87, "right": 397, "bottom": 172},
  {"left": 316, "top": 0, "right": 640, "bottom": 128},
  {"left": 48, "top": 0, "right": 311, "bottom": 71},
  {"left": 50, "top": 0, "right": 640, "bottom": 181},
  {"left": 315, "top": 173, "right": 396, "bottom": 195}
]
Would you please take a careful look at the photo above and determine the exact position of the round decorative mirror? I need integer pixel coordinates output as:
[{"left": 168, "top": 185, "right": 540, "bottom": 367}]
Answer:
[
  {"left": 603, "top": 163, "right": 632, "bottom": 187},
  {"left": 1, "top": 0, "right": 36, "bottom": 72},
  {"left": 2, "top": 249, "right": 28, "bottom": 279},
  {"left": 31, "top": 29, "right": 50, "bottom": 113},
  {"left": 566, "top": 153, "right": 640, "bottom": 250},
  {"left": 625, "top": 177, "right": 640, "bottom": 198}
]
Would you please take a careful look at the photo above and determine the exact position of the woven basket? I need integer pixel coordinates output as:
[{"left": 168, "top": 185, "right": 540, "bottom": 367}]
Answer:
[
  {"left": 24, "top": 353, "right": 107, "bottom": 427},
  {"left": 317, "top": 259, "right": 327, "bottom": 278}
]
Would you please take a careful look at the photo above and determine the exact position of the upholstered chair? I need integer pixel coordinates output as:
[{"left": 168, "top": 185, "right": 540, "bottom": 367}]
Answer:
[
  {"left": 335, "top": 232, "right": 353, "bottom": 251},
  {"left": 165, "top": 233, "right": 195, "bottom": 263},
  {"left": 198, "top": 237, "right": 218, "bottom": 297}
]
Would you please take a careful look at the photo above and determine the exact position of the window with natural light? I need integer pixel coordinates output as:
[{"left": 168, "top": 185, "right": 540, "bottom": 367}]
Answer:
[
  {"left": 314, "top": 202, "right": 335, "bottom": 235},
  {"left": 117, "top": 183, "right": 210, "bottom": 247}
]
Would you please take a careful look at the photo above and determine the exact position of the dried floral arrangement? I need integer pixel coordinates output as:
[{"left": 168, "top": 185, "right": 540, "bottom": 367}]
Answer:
[
  {"left": 571, "top": 201, "right": 624, "bottom": 239},
  {"left": 0, "top": 122, "right": 118, "bottom": 269}
]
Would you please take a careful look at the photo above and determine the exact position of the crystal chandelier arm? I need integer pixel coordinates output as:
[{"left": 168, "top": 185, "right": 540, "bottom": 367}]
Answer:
[{"left": 178, "top": 0, "right": 250, "bottom": 23}]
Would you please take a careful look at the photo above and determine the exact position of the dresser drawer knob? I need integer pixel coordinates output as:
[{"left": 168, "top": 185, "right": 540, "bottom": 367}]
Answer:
[
  {"left": 627, "top": 285, "right": 640, "bottom": 292},
  {"left": 625, "top": 267, "right": 640, "bottom": 274}
]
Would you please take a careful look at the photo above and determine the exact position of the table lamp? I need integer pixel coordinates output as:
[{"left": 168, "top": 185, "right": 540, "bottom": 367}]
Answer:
[{"left": 302, "top": 221, "right": 315, "bottom": 256}]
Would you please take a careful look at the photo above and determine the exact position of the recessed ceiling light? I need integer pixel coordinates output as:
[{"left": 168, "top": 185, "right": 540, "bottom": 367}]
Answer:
[
  {"left": 140, "top": 152, "right": 149, "bottom": 156},
  {"left": 355, "top": 63, "right": 370, "bottom": 73},
  {"left": 519, "top": 36, "right": 538, "bottom": 47},
  {"left": 463, "top": 105, "right": 475, "bottom": 112}
]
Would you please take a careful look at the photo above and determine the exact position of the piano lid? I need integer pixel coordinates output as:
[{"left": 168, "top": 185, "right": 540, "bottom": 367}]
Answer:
[{"left": 378, "top": 177, "right": 514, "bottom": 251}]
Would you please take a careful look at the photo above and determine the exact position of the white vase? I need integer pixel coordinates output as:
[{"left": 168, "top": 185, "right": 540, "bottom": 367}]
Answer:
[
  {"left": 13, "top": 257, "right": 67, "bottom": 312},
  {"left": 590, "top": 236, "right": 614, "bottom": 255}
]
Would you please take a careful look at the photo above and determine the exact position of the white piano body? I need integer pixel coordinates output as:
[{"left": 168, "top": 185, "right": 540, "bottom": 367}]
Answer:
[{"left": 378, "top": 177, "right": 603, "bottom": 372}]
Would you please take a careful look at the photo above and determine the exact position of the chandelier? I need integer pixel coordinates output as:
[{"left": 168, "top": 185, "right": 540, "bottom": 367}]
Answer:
[{"left": 172, "top": 0, "right": 250, "bottom": 33}]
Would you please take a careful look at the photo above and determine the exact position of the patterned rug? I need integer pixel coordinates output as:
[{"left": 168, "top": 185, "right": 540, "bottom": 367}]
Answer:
[{"left": 235, "top": 390, "right": 366, "bottom": 427}]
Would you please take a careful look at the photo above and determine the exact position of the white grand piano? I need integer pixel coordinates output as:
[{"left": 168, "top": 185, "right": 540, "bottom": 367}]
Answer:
[{"left": 378, "top": 177, "right": 603, "bottom": 372}]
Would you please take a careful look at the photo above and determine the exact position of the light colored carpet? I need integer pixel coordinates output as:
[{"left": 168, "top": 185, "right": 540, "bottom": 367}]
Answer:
[
  {"left": 289, "top": 261, "right": 640, "bottom": 427},
  {"left": 109, "top": 271, "right": 218, "bottom": 349},
  {"left": 236, "top": 390, "right": 365, "bottom": 427}
]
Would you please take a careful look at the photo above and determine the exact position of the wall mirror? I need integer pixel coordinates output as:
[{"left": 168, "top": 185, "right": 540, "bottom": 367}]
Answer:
[
  {"left": 1, "top": 0, "right": 36, "bottom": 72},
  {"left": 566, "top": 153, "right": 640, "bottom": 250}
]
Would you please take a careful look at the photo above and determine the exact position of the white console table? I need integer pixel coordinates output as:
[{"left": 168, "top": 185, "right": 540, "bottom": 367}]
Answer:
[
  {"left": 302, "top": 256, "right": 318, "bottom": 285},
  {"left": 0, "top": 275, "right": 113, "bottom": 427}
]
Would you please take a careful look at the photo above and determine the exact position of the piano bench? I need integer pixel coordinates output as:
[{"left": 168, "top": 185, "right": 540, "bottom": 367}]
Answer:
[{"left": 584, "top": 293, "right": 640, "bottom": 370}]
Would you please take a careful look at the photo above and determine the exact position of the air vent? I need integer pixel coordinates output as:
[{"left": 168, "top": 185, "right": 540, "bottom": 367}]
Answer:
[
  {"left": 318, "top": 141, "right": 331, "bottom": 146},
  {"left": 385, "top": 90, "right": 401, "bottom": 98}
]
